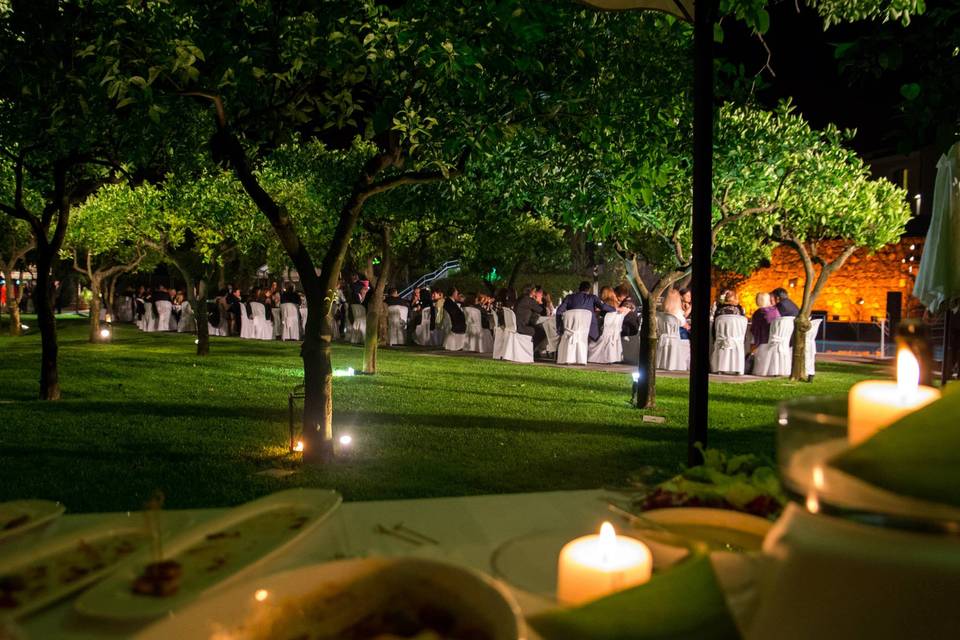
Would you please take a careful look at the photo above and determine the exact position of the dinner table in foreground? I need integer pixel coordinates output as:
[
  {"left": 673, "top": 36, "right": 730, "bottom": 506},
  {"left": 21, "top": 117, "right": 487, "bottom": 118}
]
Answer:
[{"left": 11, "top": 489, "right": 756, "bottom": 640}]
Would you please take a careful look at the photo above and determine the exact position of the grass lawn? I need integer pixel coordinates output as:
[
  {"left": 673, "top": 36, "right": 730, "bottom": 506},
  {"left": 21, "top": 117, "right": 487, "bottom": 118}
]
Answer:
[{"left": 0, "top": 316, "right": 883, "bottom": 513}]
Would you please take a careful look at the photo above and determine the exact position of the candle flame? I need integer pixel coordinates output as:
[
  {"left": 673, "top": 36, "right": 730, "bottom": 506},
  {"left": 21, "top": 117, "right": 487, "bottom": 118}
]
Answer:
[
  {"left": 805, "top": 492, "right": 820, "bottom": 514},
  {"left": 812, "top": 466, "right": 825, "bottom": 490},
  {"left": 254, "top": 588, "right": 268, "bottom": 602},
  {"left": 896, "top": 348, "right": 920, "bottom": 398},
  {"left": 599, "top": 521, "right": 616, "bottom": 563}
]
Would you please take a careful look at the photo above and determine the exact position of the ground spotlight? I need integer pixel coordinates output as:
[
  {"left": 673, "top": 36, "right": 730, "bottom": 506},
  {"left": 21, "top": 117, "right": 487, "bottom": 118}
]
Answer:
[
  {"left": 294, "top": 440, "right": 304, "bottom": 452},
  {"left": 100, "top": 328, "right": 111, "bottom": 339},
  {"left": 333, "top": 367, "right": 356, "bottom": 377},
  {"left": 339, "top": 434, "right": 353, "bottom": 446}
]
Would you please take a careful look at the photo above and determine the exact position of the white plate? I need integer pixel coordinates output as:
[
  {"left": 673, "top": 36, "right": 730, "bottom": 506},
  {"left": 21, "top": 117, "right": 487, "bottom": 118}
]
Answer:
[
  {"left": 0, "top": 500, "right": 65, "bottom": 544},
  {"left": 75, "top": 489, "right": 341, "bottom": 622},
  {"left": 0, "top": 517, "right": 149, "bottom": 619},
  {"left": 642, "top": 507, "right": 773, "bottom": 551},
  {"left": 136, "top": 557, "right": 525, "bottom": 640}
]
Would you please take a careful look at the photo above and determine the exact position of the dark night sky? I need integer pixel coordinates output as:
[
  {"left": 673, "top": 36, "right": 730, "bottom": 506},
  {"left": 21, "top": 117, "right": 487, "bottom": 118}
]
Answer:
[{"left": 719, "top": 3, "right": 905, "bottom": 156}]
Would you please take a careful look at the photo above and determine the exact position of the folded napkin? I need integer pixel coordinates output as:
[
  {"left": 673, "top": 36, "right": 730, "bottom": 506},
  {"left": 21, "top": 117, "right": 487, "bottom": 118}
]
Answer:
[
  {"left": 527, "top": 553, "right": 740, "bottom": 640},
  {"left": 831, "top": 386, "right": 960, "bottom": 508}
]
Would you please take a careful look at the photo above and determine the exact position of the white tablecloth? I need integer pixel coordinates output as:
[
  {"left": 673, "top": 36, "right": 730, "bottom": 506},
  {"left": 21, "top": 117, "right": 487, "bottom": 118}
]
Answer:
[{"left": 14, "top": 490, "right": 637, "bottom": 639}]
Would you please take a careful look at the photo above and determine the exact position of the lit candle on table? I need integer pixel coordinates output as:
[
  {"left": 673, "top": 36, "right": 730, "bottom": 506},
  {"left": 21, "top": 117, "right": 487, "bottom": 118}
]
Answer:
[
  {"left": 557, "top": 521, "right": 652, "bottom": 606},
  {"left": 847, "top": 348, "right": 940, "bottom": 445}
]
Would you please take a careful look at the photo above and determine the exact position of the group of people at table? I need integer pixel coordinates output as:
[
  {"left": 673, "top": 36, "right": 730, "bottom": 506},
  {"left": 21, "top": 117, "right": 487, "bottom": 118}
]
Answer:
[{"left": 131, "top": 275, "right": 805, "bottom": 374}]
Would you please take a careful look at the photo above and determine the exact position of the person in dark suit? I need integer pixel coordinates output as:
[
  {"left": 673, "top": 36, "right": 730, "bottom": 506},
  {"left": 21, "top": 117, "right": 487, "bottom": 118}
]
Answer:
[
  {"left": 771, "top": 287, "right": 799, "bottom": 317},
  {"left": 556, "top": 281, "right": 624, "bottom": 341},
  {"left": 384, "top": 287, "right": 408, "bottom": 307},
  {"left": 514, "top": 284, "right": 546, "bottom": 350},
  {"left": 280, "top": 284, "right": 301, "bottom": 306},
  {"left": 443, "top": 287, "right": 466, "bottom": 335},
  {"left": 152, "top": 285, "right": 172, "bottom": 303}
]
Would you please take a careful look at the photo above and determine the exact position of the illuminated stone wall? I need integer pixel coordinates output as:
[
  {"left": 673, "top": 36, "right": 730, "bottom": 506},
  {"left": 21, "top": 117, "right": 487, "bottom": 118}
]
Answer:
[{"left": 715, "top": 237, "right": 925, "bottom": 320}]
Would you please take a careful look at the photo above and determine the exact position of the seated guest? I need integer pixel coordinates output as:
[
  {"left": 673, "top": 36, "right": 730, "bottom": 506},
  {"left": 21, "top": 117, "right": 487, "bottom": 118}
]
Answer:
[
  {"left": 714, "top": 290, "right": 745, "bottom": 317},
  {"left": 556, "top": 281, "right": 624, "bottom": 342},
  {"left": 615, "top": 284, "right": 641, "bottom": 336},
  {"left": 663, "top": 288, "right": 690, "bottom": 339},
  {"left": 600, "top": 286, "right": 619, "bottom": 309},
  {"left": 280, "top": 283, "right": 301, "bottom": 306},
  {"left": 771, "top": 287, "right": 799, "bottom": 317},
  {"left": 514, "top": 284, "right": 547, "bottom": 350},
  {"left": 679, "top": 287, "right": 692, "bottom": 322},
  {"left": 430, "top": 289, "right": 446, "bottom": 331},
  {"left": 384, "top": 287, "right": 408, "bottom": 306},
  {"left": 227, "top": 289, "right": 243, "bottom": 335},
  {"left": 152, "top": 284, "right": 171, "bottom": 303},
  {"left": 443, "top": 287, "right": 466, "bottom": 335},
  {"left": 751, "top": 292, "right": 781, "bottom": 349}
]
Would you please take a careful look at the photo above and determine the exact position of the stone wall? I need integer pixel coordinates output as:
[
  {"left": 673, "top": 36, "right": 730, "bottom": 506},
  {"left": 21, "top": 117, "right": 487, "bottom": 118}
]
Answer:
[{"left": 715, "top": 237, "right": 926, "bottom": 321}]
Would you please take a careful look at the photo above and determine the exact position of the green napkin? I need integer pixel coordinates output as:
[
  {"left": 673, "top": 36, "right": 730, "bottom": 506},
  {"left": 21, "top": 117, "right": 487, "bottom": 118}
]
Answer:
[
  {"left": 831, "top": 386, "right": 960, "bottom": 508},
  {"left": 527, "top": 553, "right": 740, "bottom": 640}
]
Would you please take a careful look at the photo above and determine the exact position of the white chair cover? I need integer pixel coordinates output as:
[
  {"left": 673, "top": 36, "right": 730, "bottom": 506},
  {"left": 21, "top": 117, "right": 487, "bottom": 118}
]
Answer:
[
  {"left": 349, "top": 303, "right": 366, "bottom": 345},
  {"left": 655, "top": 312, "right": 690, "bottom": 371},
  {"left": 414, "top": 308, "right": 433, "bottom": 346},
  {"left": 710, "top": 314, "right": 748, "bottom": 374},
  {"left": 300, "top": 304, "right": 309, "bottom": 334},
  {"left": 387, "top": 305, "right": 408, "bottom": 346},
  {"left": 248, "top": 302, "right": 272, "bottom": 340},
  {"left": 463, "top": 306, "right": 493, "bottom": 353},
  {"left": 141, "top": 301, "right": 157, "bottom": 332},
  {"left": 537, "top": 315, "right": 560, "bottom": 354},
  {"left": 588, "top": 312, "right": 626, "bottom": 364},
  {"left": 556, "top": 309, "right": 593, "bottom": 365},
  {"left": 118, "top": 296, "right": 134, "bottom": 322},
  {"left": 280, "top": 302, "right": 301, "bottom": 341},
  {"left": 177, "top": 301, "right": 196, "bottom": 333},
  {"left": 494, "top": 308, "right": 534, "bottom": 363},
  {"left": 443, "top": 315, "right": 467, "bottom": 351},
  {"left": 754, "top": 316, "right": 795, "bottom": 376},
  {"left": 99, "top": 305, "right": 108, "bottom": 321},
  {"left": 154, "top": 300, "right": 172, "bottom": 332},
  {"left": 272, "top": 307, "right": 283, "bottom": 338},
  {"left": 805, "top": 318, "right": 822, "bottom": 377},
  {"left": 239, "top": 302, "right": 257, "bottom": 339}
]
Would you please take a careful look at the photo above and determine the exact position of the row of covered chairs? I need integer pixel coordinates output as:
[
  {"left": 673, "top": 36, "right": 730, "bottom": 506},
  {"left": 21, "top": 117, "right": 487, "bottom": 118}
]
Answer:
[{"left": 655, "top": 313, "right": 822, "bottom": 377}]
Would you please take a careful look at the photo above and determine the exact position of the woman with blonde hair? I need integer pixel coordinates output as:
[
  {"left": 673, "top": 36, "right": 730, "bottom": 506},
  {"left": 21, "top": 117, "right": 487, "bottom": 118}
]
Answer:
[
  {"left": 750, "top": 291, "right": 780, "bottom": 350},
  {"left": 663, "top": 288, "right": 691, "bottom": 339}
]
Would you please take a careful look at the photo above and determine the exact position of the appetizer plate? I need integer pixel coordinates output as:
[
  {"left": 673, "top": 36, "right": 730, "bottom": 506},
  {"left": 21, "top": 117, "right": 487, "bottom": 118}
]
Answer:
[
  {"left": 0, "top": 518, "right": 149, "bottom": 619},
  {"left": 135, "top": 557, "right": 525, "bottom": 640},
  {"left": 641, "top": 507, "right": 773, "bottom": 552},
  {"left": 0, "top": 500, "right": 65, "bottom": 544},
  {"left": 75, "top": 488, "right": 341, "bottom": 622}
]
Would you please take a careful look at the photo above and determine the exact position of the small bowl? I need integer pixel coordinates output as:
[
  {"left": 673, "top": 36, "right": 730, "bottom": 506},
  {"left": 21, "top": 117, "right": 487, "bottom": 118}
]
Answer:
[{"left": 136, "top": 557, "right": 525, "bottom": 640}]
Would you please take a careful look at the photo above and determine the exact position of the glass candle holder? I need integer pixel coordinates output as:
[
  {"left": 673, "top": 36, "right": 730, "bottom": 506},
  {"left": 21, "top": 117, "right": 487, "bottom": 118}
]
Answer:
[{"left": 777, "top": 396, "right": 960, "bottom": 535}]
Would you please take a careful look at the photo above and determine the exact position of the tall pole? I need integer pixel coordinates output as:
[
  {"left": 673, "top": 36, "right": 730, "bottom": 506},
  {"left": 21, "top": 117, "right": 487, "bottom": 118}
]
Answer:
[{"left": 688, "top": 0, "right": 715, "bottom": 466}]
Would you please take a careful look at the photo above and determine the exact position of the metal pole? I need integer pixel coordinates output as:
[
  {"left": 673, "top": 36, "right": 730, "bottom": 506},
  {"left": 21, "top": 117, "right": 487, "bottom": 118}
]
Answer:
[{"left": 687, "top": 0, "right": 715, "bottom": 466}]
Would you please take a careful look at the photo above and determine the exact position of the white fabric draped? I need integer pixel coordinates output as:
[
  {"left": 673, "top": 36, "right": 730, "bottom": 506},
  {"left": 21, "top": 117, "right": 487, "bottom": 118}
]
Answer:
[
  {"left": 588, "top": 312, "right": 625, "bottom": 364},
  {"left": 710, "top": 315, "right": 747, "bottom": 375},
  {"left": 754, "top": 316, "right": 795, "bottom": 376},
  {"left": 655, "top": 312, "right": 690, "bottom": 371},
  {"left": 387, "top": 305, "right": 408, "bottom": 346}
]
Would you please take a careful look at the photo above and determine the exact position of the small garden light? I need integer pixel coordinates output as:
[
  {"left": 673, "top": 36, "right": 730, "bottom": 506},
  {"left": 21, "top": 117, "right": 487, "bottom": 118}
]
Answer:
[
  {"left": 333, "top": 367, "right": 356, "bottom": 377},
  {"left": 294, "top": 440, "right": 304, "bottom": 452},
  {"left": 339, "top": 434, "right": 352, "bottom": 446},
  {"left": 100, "top": 327, "right": 111, "bottom": 339}
]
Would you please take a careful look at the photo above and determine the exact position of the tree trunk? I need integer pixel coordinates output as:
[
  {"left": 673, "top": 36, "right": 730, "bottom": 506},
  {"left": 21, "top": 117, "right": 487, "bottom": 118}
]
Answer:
[
  {"left": 88, "top": 278, "right": 102, "bottom": 343},
  {"left": 301, "top": 285, "right": 335, "bottom": 463},
  {"left": 194, "top": 277, "right": 210, "bottom": 356},
  {"left": 34, "top": 255, "right": 60, "bottom": 400},
  {"left": 363, "top": 228, "right": 392, "bottom": 374},
  {"left": 7, "top": 301, "right": 21, "bottom": 337},
  {"left": 507, "top": 258, "right": 524, "bottom": 292},
  {"left": 641, "top": 298, "right": 659, "bottom": 408},
  {"left": 790, "top": 312, "right": 811, "bottom": 381}
]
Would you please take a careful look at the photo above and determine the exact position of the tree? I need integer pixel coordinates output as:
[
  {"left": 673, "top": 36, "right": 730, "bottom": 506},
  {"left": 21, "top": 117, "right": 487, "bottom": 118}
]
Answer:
[
  {"left": 0, "top": 1, "right": 192, "bottom": 398},
  {"left": 0, "top": 216, "right": 33, "bottom": 336},
  {"left": 756, "top": 128, "right": 911, "bottom": 380},
  {"left": 66, "top": 199, "right": 149, "bottom": 342}
]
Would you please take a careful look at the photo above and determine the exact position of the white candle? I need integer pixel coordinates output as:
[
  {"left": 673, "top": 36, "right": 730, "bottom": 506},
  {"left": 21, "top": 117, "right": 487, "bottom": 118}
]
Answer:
[
  {"left": 557, "top": 521, "right": 652, "bottom": 606},
  {"left": 847, "top": 349, "right": 940, "bottom": 445}
]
